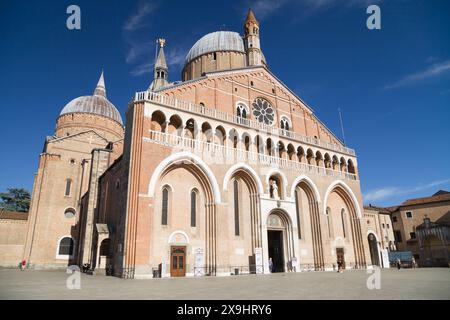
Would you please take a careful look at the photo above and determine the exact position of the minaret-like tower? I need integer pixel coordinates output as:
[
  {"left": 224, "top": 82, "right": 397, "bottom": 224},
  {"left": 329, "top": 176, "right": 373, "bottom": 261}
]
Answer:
[
  {"left": 244, "top": 8, "right": 262, "bottom": 66},
  {"left": 149, "top": 38, "right": 169, "bottom": 91}
]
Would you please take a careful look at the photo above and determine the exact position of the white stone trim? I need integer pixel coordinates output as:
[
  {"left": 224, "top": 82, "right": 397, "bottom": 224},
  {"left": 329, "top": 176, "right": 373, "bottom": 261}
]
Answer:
[
  {"left": 236, "top": 100, "right": 249, "bottom": 113},
  {"left": 289, "top": 175, "right": 321, "bottom": 202},
  {"left": 147, "top": 151, "right": 221, "bottom": 204},
  {"left": 222, "top": 162, "right": 264, "bottom": 194},
  {"left": 55, "top": 235, "right": 75, "bottom": 260},
  {"left": 323, "top": 180, "right": 362, "bottom": 218},
  {"left": 168, "top": 230, "right": 190, "bottom": 244}
]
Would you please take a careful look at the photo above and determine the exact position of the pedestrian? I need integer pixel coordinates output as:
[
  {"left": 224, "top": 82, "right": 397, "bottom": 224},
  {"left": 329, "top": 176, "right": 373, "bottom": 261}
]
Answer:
[
  {"left": 268, "top": 257, "right": 274, "bottom": 273},
  {"left": 396, "top": 258, "right": 401, "bottom": 270},
  {"left": 411, "top": 257, "right": 416, "bottom": 269},
  {"left": 20, "top": 259, "right": 26, "bottom": 271}
]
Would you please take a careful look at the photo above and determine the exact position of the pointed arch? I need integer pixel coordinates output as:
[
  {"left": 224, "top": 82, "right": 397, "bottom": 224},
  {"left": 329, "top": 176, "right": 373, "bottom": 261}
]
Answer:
[
  {"left": 290, "top": 175, "right": 321, "bottom": 202},
  {"left": 323, "top": 180, "right": 362, "bottom": 218},
  {"left": 223, "top": 163, "right": 263, "bottom": 194},
  {"left": 148, "top": 151, "right": 221, "bottom": 204}
]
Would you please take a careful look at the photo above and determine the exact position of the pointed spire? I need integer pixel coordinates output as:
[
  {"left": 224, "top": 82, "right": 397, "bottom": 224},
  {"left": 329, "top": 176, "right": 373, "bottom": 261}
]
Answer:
[
  {"left": 155, "top": 38, "right": 168, "bottom": 70},
  {"left": 94, "top": 70, "right": 106, "bottom": 97},
  {"left": 245, "top": 8, "right": 259, "bottom": 25},
  {"left": 149, "top": 38, "right": 169, "bottom": 91}
]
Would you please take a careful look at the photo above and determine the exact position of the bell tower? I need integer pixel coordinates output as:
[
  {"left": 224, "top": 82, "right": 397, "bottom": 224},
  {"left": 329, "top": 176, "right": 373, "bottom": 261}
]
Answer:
[{"left": 244, "top": 8, "right": 262, "bottom": 66}]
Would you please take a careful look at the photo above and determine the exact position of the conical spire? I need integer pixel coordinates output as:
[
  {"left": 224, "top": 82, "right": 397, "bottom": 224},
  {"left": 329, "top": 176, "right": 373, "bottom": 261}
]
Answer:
[
  {"left": 245, "top": 8, "right": 259, "bottom": 25},
  {"left": 149, "top": 38, "right": 169, "bottom": 91},
  {"left": 94, "top": 70, "right": 106, "bottom": 97},
  {"left": 155, "top": 39, "right": 168, "bottom": 70}
]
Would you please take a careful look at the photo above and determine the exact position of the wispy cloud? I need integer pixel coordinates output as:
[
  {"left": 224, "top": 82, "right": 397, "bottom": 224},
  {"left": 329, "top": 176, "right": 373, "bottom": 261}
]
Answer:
[
  {"left": 364, "top": 179, "right": 450, "bottom": 202},
  {"left": 130, "top": 46, "right": 187, "bottom": 77},
  {"left": 123, "top": 2, "right": 158, "bottom": 31},
  {"left": 245, "top": 0, "right": 383, "bottom": 23},
  {"left": 245, "top": 0, "right": 291, "bottom": 20},
  {"left": 384, "top": 59, "right": 450, "bottom": 90}
]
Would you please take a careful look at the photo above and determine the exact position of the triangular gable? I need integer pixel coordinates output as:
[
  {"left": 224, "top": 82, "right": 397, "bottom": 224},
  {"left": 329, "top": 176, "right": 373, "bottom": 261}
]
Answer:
[{"left": 158, "top": 66, "right": 345, "bottom": 147}]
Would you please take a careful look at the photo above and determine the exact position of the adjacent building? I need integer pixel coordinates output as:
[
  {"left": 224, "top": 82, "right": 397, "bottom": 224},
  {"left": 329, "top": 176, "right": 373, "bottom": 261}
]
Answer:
[{"left": 390, "top": 190, "right": 450, "bottom": 267}]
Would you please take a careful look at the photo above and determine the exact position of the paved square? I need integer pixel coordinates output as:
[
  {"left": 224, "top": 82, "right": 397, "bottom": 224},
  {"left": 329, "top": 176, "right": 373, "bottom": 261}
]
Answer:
[{"left": 0, "top": 268, "right": 449, "bottom": 300}]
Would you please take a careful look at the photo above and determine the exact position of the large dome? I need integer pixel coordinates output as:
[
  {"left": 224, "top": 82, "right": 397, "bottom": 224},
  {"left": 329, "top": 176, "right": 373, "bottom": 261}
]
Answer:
[
  {"left": 59, "top": 72, "right": 123, "bottom": 125},
  {"left": 185, "top": 31, "right": 246, "bottom": 65},
  {"left": 60, "top": 95, "right": 123, "bottom": 125}
]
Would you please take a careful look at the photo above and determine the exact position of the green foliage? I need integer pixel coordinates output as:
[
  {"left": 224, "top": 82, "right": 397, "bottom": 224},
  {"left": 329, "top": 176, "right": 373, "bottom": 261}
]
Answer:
[{"left": 0, "top": 188, "right": 31, "bottom": 212}]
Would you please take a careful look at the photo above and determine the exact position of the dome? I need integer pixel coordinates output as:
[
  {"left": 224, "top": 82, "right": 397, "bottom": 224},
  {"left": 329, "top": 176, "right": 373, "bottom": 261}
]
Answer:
[
  {"left": 59, "top": 72, "right": 123, "bottom": 125},
  {"left": 185, "top": 31, "right": 246, "bottom": 65},
  {"left": 60, "top": 95, "right": 123, "bottom": 125}
]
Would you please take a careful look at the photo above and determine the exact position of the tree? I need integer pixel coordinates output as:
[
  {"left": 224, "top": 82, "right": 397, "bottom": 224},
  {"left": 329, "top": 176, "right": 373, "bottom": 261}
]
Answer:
[{"left": 0, "top": 188, "right": 31, "bottom": 212}]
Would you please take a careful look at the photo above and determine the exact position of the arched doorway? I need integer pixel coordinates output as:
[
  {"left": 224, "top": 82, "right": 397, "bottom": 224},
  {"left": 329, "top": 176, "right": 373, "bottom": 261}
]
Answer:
[
  {"left": 368, "top": 233, "right": 380, "bottom": 266},
  {"left": 267, "top": 211, "right": 293, "bottom": 273}
]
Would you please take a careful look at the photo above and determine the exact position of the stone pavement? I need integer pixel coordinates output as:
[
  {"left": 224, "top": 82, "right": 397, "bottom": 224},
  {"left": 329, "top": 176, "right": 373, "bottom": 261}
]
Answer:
[{"left": 0, "top": 268, "right": 449, "bottom": 300}]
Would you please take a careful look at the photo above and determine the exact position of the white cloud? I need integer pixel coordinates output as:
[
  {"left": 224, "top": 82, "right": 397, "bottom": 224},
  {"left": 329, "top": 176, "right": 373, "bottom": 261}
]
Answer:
[
  {"left": 123, "top": 2, "right": 158, "bottom": 31},
  {"left": 364, "top": 179, "right": 450, "bottom": 202},
  {"left": 247, "top": 0, "right": 291, "bottom": 20},
  {"left": 129, "top": 46, "right": 187, "bottom": 77},
  {"left": 384, "top": 59, "right": 450, "bottom": 90}
]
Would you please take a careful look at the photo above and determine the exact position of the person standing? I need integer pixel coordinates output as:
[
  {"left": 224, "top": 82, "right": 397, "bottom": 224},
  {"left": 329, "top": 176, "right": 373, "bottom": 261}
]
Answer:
[
  {"left": 269, "top": 257, "right": 274, "bottom": 273},
  {"left": 411, "top": 257, "right": 416, "bottom": 269},
  {"left": 396, "top": 258, "right": 401, "bottom": 270},
  {"left": 20, "top": 259, "right": 26, "bottom": 271}
]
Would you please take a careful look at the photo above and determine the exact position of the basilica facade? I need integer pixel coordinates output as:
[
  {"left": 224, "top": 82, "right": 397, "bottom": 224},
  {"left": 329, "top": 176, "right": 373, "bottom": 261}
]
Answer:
[{"left": 16, "top": 9, "right": 378, "bottom": 278}]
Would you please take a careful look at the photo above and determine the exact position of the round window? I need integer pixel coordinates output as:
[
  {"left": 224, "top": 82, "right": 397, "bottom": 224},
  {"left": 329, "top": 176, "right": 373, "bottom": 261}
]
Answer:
[
  {"left": 252, "top": 98, "right": 274, "bottom": 125},
  {"left": 64, "top": 208, "right": 76, "bottom": 218}
]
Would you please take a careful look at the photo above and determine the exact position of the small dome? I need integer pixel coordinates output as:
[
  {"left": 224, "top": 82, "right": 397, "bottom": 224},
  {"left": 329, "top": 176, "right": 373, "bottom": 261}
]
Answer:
[
  {"left": 59, "top": 71, "right": 123, "bottom": 125},
  {"left": 185, "top": 31, "right": 246, "bottom": 65},
  {"left": 60, "top": 95, "right": 123, "bottom": 125}
]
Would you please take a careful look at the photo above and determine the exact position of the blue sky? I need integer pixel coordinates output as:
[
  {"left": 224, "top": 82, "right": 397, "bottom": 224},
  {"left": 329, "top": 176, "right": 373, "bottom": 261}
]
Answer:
[{"left": 0, "top": 0, "right": 449, "bottom": 207}]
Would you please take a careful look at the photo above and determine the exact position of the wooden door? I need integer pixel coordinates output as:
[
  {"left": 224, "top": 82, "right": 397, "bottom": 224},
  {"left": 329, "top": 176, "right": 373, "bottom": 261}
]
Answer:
[
  {"left": 170, "top": 246, "right": 186, "bottom": 277},
  {"left": 336, "top": 248, "right": 345, "bottom": 269}
]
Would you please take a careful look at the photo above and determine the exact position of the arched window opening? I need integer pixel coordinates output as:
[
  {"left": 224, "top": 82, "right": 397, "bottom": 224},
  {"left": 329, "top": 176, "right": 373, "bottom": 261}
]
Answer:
[
  {"left": 341, "top": 209, "right": 347, "bottom": 238},
  {"left": 280, "top": 117, "right": 290, "bottom": 132},
  {"left": 326, "top": 207, "right": 332, "bottom": 238},
  {"left": 295, "top": 190, "right": 302, "bottom": 239},
  {"left": 347, "top": 160, "right": 356, "bottom": 174},
  {"left": 234, "top": 180, "right": 240, "bottom": 236},
  {"left": 162, "top": 187, "right": 169, "bottom": 225},
  {"left": 58, "top": 237, "right": 74, "bottom": 256},
  {"left": 237, "top": 103, "right": 248, "bottom": 122},
  {"left": 244, "top": 135, "right": 250, "bottom": 151},
  {"left": 278, "top": 141, "right": 285, "bottom": 159},
  {"left": 65, "top": 179, "right": 72, "bottom": 196},
  {"left": 190, "top": 190, "right": 197, "bottom": 227}
]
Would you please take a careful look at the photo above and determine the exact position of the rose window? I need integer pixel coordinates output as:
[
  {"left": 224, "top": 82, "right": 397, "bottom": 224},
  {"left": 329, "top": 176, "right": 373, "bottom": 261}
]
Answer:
[{"left": 252, "top": 98, "right": 274, "bottom": 125}]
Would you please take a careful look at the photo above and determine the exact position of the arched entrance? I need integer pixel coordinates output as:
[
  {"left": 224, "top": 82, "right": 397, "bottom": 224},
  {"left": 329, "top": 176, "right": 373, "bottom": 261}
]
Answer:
[
  {"left": 368, "top": 233, "right": 380, "bottom": 267},
  {"left": 267, "top": 211, "right": 293, "bottom": 273}
]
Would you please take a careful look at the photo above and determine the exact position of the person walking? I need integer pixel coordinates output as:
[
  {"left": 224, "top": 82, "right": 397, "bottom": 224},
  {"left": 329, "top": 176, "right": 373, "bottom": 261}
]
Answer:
[
  {"left": 396, "top": 258, "right": 401, "bottom": 270},
  {"left": 268, "top": 258, "right": 274, "bottom": 273},
  {"left": 411, "top": 257, "right": 416, "bottom": 269},
  {"left": 20, "top": 259, "right": 26, "bottom": 271}
]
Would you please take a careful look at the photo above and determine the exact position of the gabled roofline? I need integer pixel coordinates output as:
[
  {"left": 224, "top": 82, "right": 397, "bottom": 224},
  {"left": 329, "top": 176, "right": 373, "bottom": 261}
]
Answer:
[{"left": 157, "top": 65, "right": 346, "bottom": 147}]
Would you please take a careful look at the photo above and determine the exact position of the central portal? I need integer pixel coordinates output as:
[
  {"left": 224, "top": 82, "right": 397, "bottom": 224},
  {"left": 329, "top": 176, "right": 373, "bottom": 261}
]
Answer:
[{"left": 268, "top": 230, "right": 285, "bottom": 272}]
